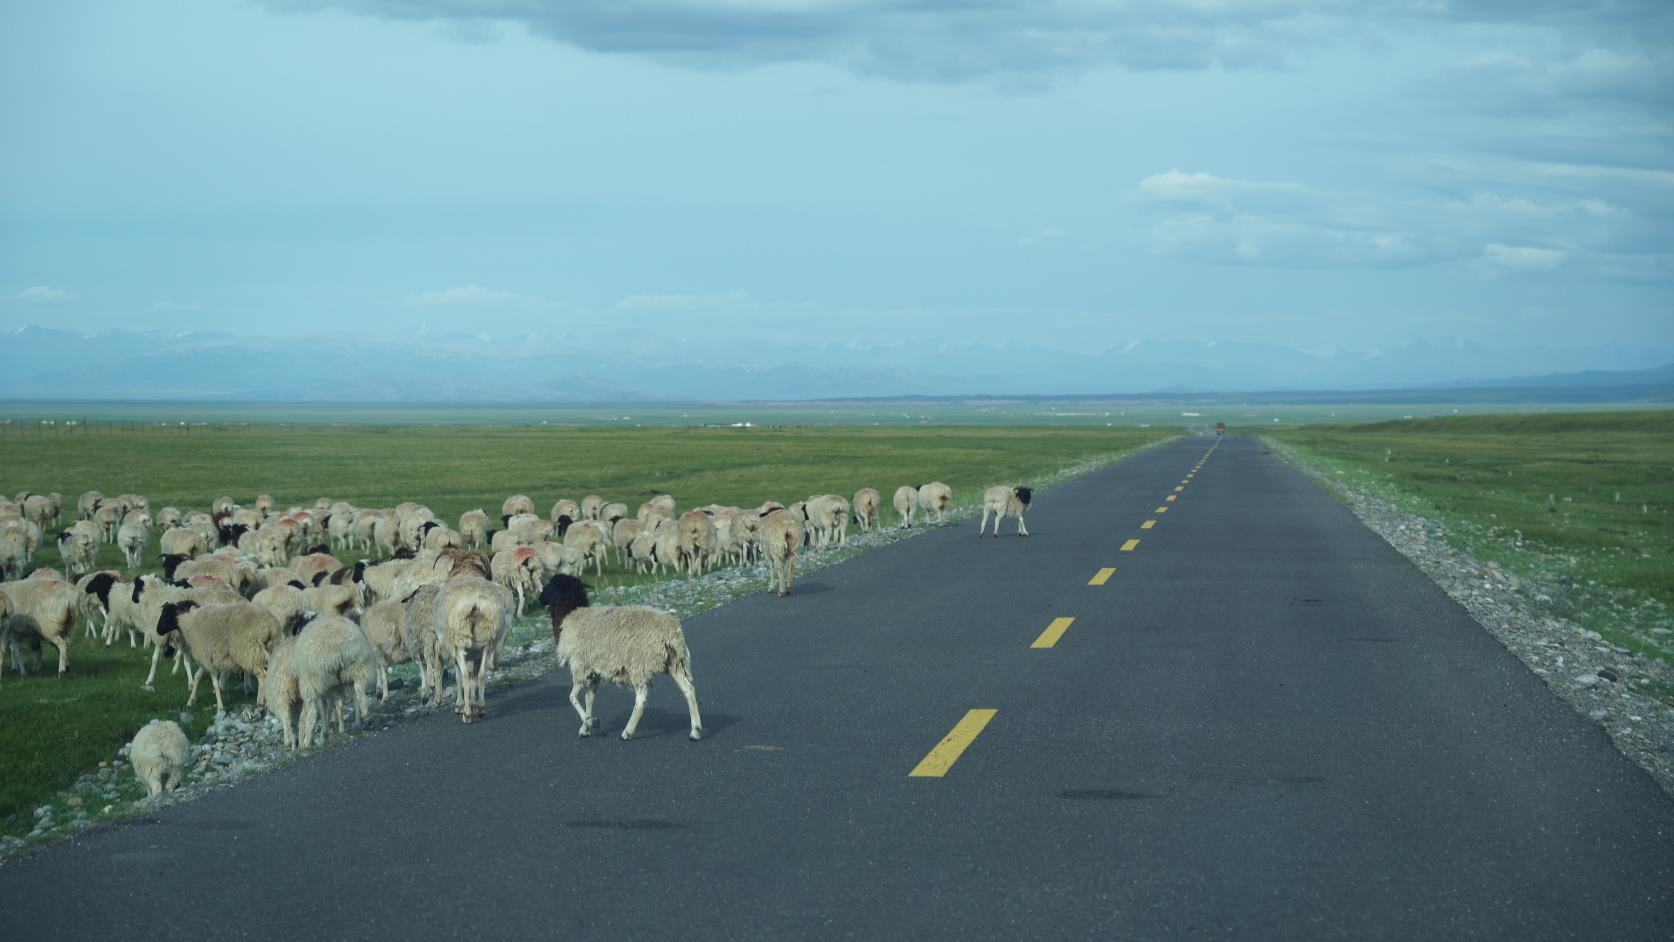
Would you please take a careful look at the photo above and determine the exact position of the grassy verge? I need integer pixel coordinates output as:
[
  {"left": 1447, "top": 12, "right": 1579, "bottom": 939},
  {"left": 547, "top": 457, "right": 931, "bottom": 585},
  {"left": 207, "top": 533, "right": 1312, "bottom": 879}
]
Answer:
[
  {"left": 1270, "top": 410, "right": 1674, "bottom": 669},
  {"left": 2, "top": 424, "right": 1177, "bottom": 838}
]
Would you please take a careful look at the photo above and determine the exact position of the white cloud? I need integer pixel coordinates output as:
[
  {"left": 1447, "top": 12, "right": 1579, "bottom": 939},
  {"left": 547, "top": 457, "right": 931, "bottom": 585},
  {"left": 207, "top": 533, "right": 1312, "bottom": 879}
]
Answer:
[
  {"left": 10, "top": 286, "right": 74, "bottom": 303},
  {"left": 405, "top": 283, "right": 515, "bottom": 306},
  {"left": 1476, "top": 243, "right": 1568, "bottom": 273}
]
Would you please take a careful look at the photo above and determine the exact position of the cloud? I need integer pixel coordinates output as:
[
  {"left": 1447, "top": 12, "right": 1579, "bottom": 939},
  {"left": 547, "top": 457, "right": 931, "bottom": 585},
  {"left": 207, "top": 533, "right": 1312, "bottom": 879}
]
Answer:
[
  {"left": 405, "top": 283, "right": 515, "bottom": 306},
  {"left": 615, "top": 290, "right": 749, "bottom": 311},
  {"left": 9, "top": 286, "right": 75, "bottom": 303},
  {"left": 1475, "top": 243, "right": 1568, "bottom": 274}
]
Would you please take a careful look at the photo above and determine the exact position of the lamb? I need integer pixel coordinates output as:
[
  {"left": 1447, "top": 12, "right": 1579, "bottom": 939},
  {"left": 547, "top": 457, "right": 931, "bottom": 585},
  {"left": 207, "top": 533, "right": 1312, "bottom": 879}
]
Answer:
[
  {"left": 538, "top": 574, "right": 702, "bottom": 741},
  {"left": 979, "top": 485, "right": 1033, "bottom": 537},
  {"left": 154, "top": 599, "right": 282, "bottom": 713},
  {"left": 0, "top": 575, "right": 78, "bottom": 682},
  {"left": 853, "top": 488, "right": 881, "bottom": 533},
  {"left": 458, "top": 509, "right": 490, "bottom": 549},
  {"left": 501, "top": 494, "right": 536, "bottom": 519},
  {"left": 117, "top": 512, "right": 152, "bottom": 570},
  {"left": 431, "top": 575, "right": 511, "bottom": 723},
  {"left": 758, "top": 509, "right": 803, "bottom": 597},
  {"left": 894, "top": 485, "right": 919, "bottom": 527},
  {"left": 129, "top": 719, "right": 190, "bottom": 797},
  {"left": 918, "top": 482, "right": 953, "bottom": 525}
]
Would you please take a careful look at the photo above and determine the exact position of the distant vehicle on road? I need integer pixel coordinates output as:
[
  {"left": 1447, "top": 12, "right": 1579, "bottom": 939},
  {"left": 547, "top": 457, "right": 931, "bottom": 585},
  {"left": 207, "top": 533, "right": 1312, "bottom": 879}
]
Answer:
[{"left": 1216, "top": 422, "right": 1226, "bottom": 436}]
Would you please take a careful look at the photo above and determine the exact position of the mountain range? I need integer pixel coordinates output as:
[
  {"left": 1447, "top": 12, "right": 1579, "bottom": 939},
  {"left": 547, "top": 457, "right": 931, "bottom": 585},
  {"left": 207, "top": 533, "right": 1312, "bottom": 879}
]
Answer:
[{"left": 1, "top": 324, "right": 1669, "bottom": 402}]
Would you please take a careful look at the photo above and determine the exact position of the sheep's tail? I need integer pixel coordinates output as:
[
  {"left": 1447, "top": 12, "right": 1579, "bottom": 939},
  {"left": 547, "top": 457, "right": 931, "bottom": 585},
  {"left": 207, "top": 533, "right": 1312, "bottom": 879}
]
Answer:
[{"left": 663, "top": 632, "right": 692, "bottom": 676}]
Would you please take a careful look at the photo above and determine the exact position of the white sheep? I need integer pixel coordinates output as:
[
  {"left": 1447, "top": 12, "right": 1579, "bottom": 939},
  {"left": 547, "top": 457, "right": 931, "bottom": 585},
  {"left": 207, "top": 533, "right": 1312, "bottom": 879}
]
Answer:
[
  {"left": 853, "top": 488, "right": 881, "bottom": 533},
  {"left": 77, "top": 490, "right": 105, "bottom": 522},
  {"left": 580, "top": 494, "right": 605, "bottom": 521},
  {"left": 117, "top": 512, "right": 152, "bottom": 570},
  {"left": 563, "top": 520, "right": 609, "bottom": 578},
  {"left": 550, "top": 499, "right": 580, "bottom": 528},
  {"left": 918, "top": 482, "right": 953, "bottom": 525},
  {"left": 130, "top": 719, "right": 190, "bottom": 797},
  {"left": 894, "top": 485, "right": 919, "bottom": 527},
  {"left": 490, "top": 545, "right": 543, "bottom": 614},
  {"left": 759, "top": 509, "right": 803, "bottom": 597},
  {"left": 539, "top": 574, "right": 702, "bottom": 741},
  {"left": 431, "top": 575, "right": 511, "bottom": 723},
  {"left": 979, "top": 485, "right": 1033, "bottom": 537},
  {"left": 501, "top": 494, "right": 536, "bottom": 519},
  {"left": 158, "top": 526, "right": 204, "bottom": 559},
  {"left": 458, "top": 509, "right": 490, "bottom": 549},
  {"left": 677, "top": 511, "right": 718, "bottom": 575},
  {"left": 295, "top": 613, "right": 379, "bottom": 745},
  {"left": 358, "top": 599, "right": 412, "bottom": 702},
  {"left": 57, "top": 525, "right": 98, "bottom": 580},
  {"left": 806, "top": 494, "right": 850, "bottom": 548},
  {"left": 0, "top": 533, "right": 28, "bottom": 581},
  {"left": 0, "top": 575, "right": 78, "bottom": 682},
  {"left": 153, "top": 599, "right": 282, "bottom": 713}
]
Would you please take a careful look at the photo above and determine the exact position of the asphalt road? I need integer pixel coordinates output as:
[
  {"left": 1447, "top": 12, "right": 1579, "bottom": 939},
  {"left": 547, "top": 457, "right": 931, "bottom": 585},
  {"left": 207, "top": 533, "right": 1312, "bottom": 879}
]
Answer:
[{"left": 5, "top": 435, "right": 1672, "bottom": 938}]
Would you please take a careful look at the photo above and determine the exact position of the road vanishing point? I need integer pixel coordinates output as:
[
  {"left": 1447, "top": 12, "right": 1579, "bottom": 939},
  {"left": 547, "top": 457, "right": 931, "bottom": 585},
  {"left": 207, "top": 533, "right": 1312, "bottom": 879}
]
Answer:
[{"left": 5, "top": 436, "right": 1672, "bottom": 938}]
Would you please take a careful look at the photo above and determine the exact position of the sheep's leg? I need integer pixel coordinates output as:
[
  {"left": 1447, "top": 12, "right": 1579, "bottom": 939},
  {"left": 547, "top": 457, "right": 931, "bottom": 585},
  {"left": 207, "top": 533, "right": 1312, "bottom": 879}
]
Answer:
[
  {"left": 583, "top": 679, "right": 599, "bottom": 731},
  {"left": 569, "top": 679, "right": 591, "bottom": 736},
  {"left": 299, "top": 700, "right": 318, "bottom": 749},
  {"left": 454, "top": 648, "right": 472, "bottom": 721},
  {"left": 52, "top": 635, "right": 68, "bottom": 678},
  {"left": 673, "top": 669, "right": 703, "bottom": 742},
  {"left": 978, "top": 507, "right": 990, "bottom": 535},
  {"left": 1017, "top": 513, "right": 1029, "bottom": 537},
  {"left": 377, "top": 665, "right": 389, "bottom": 703},
  {"left": 186, "top": 665, "right": 203, "bottom": 706},
  {"left": 335, "top": 696, "right": 346, "bottom": 734},
  {"left": 210, "top": 670, "right": 226, "bottom": 715},
  {"left": 143, "top": 642, "right": 162, "bottom": 689},
  {"left": 356, "top": 679, "right": 370, "bottom": 726},
  {"left": 474, "top": 652, "right": 489, "bottom": 716},
  {"left": 622, "top": 684, "right": 649, "bottom": 740}
]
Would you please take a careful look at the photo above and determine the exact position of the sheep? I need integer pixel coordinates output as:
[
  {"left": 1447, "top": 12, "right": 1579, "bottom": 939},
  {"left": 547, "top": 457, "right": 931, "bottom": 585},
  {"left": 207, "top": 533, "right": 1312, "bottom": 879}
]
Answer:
[
  {"left": 432, "top": 575, "right": 511, "bottom": 723},
  {"left": 252, "top": 582, "right": 308, "bottom": 633},
  {"left": 578, "top": 494, "right": 603, "bottom": 521},
  {"left": 637, "top": 494, "right": 676, "bottom": 525},
  {"left": 610, "top": 517, "right": 642, "bottom": 568},
  {"left": 290, "top": 552, "right": 339, "bottom": 585},
  {"left": 853, "top": 488, "right": 881, "bottom": 533},
  {"left": 539, "top": 574, "right": 702, "bottom": 741},
  {"left": 563, "top": 520, "right": 609, "bottom": 578},
  {"left": 23, "top": 493, "right": 55, "bottom": 529},
  {"left": 0, "top": 533, "right": 27, "bottom": 581},
  {"left": 421, "top": 524, "right": 463, "bottom": 551},
  {"left": 806, "top": 494, "right": 850, "bottom": 549},
  {"left": 302, "top": 582, "right": 361, "bottom": 620},
  {"left": 0, "top": 575, "right": 78, "bottom": 682},
  {"left": 138, "top": 578, "right": 242, "bottom": 689},
  {"left": 358, "top": 599, "right": 412, "bottom": 702},
  {"left": 399, "top": 583, "right": 445, "bottom": 706},
  {"left": 350, "top": 510, "right": 384, "bottom": 552},
  {"left": 501, "top": 494, "right": 535, "bottom": 519},
  {"left": 158, "top": 526, "right": 203, "bottom": 559},
  {"left": 918, "top": 482, "right": 953, "bottom": 525},
  {"left": 264, "top": 634, "right": 305, "bottom": 749},
  {"left": 504, "top": 513, "right": 553, "bottom": 545},
  {"left": 677, "top": 511, "right": 719, "bottom": 575},
  {"left": 371, "top": 514, "right": 401, "bottom": 559},
  {"left": 979, "top": 485, "right": 1033, "bottom": 537},
  {"left": 652, "top": 524, "right": 682, "bottom": 576},
  {"left": 759, "top": 509, "right": 803, "bottom": 598},
  {"left": 600, "top": 502, "right": 629, "bottom": 526},
  {"left": 154, "top": 599, "right": 282, "bottom": 713},
  {"left": 129, "top": 720, "right": 190, "bottom": 797},
  {"left": 726, "top": 510, "right": 763, "bottom": 565},
  {"left": 77, "top": 490, "right": 105, "bottom": 521},
  {"left": 894, "top": 485, "right": 919, "bottom": 527},
  {"left": 458, "top": 509, "right": 490, "bottom": 549},
  {"left": 92, "top": 502, "right": 124, "bottom": 544},
  {"left": 117, "top": 513, "right": 152, "bottom": 570},
  {"left": 155, "top": 506, "right": 183, "bottom": 530},
  {"left": 295, "top": 614, "right": 379, "bottom": 745},
  {"left": 253, "top": 494, "right": 275, "bottom": 518},
  {"left": 56, "top": 526, "right": 98, "bottom": 580},
  {"left": 326, "top": 509, "right": 357, "bottom": 550},
  {"left": 75, "top": 569, "right": 123, "bottom": 639},
  {"left": 490, "top": 545, "right": 542, "bottom": 614}
]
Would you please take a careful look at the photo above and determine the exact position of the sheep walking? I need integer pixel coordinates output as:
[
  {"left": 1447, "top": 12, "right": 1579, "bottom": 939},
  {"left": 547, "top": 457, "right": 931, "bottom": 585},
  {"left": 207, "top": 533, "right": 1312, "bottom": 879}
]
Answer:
[
  {"left": 0, "top": 576, "right": 78, "bottom": 682},
  {"left": 154, "top": 600, "right": 282, "bottom": 713},
  {"left": 759, "top": 509, "right": 802, "bottom": 597},
  {"left": 358, "top": 599, "right": 412, "bottom": 702},
  {"left": 852, "top": 488, "right": 881, "bottom": 533},
  {"left": 296, "top": 614, "right": 379, "bottom": 746},
  {"left": 57, "top": 525, "right": 98, "bottom": 580},
  {"left": 979, "top": 485, "right": 1033, "bottom": 537},
  {"left": 893, "top": 486, "right": 918, "bottom": 528},
  {"left": 918, "top": 482, "right": 953, "bottom": 525},
  {"left": 539, "top": 574, "right": 702, "bottom": 741},
  {"left": 130, "top": 720, "right": 190, "bottom": 797},
  {"left": 117, "top": 513, "right": 152, "bottom": 570},
  {"left": 432, "top": 576, "right": 510, "bottom": 723}
]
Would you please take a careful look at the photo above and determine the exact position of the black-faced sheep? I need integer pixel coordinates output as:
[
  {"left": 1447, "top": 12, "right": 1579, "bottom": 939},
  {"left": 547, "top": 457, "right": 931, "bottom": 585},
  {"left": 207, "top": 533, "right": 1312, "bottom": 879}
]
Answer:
[
  {"left": 154, "top": 599, "right": 282, "bottom": 713},
  {"left": 979, "top": 485, "right": 1033, "bottom": 537},
  {"left": 539, "top": 574, "right": 702, "bottom": 741}
]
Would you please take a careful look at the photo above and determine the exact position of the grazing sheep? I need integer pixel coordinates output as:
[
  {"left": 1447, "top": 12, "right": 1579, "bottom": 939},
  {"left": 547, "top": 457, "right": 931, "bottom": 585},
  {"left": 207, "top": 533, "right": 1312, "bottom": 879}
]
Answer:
[
  {"left": 295, "top": 614, "right": 379, "bottom": 745},
  {"left": 918, "top": 482, "right": 953, "bottom": 525},
  {"left": 358, "top": 599, "right": 412, "bottom": 702},
  {"left": 154, "top": 506, "right": 183, "bottom": 530},
  {"left": 806, "top": 494, "right": 850, "bottom": 549},
  {"left": 0, "top": 533, "right": 27, "bottom": 581},
  {"left": 117, "top": 513, "right": 152, "bottom": 570},
  {"left": 677, "top": 511, "right": 719, "bottom": 575},
  {"left": 539, "top": 574, "right": 702, "bottom": 741},
  {"left": 894, "top": 485, "right": 919, "bottom": 527},
  {"left": 504, "top": 513, "right": 553, "bottom": 545},
  {"left": 253, "top": 494, "right": 275, "bottom": 518},
  {"left": 400, "top": 584, "right": 445, "bottom": 707},
  {"left": 853, "top": 488, "right": 881, "bottom": 533},
  {"left": 490, "top": 545, "right": 542, "bottom": 614},
  {"left": 458, "top": 509, "right": 490, "bottom": 550},
  {"left": 580, "top": 495, "right": 605, "bottom": 521},
  {"left": 0, "top": 576, "right": 78, "bottom": 682},
  {"left": 77, "top": 490, "right": 105, "bottom": 522},
  {"left": 154, "top": 600, "right": 282, "bottom": 713},
  {"left": 432, "top": 575, "right": 511, "bottom": 723},
  {"left": 759, "top": 509, "right": 803, "bottom": 597},
  {"left": 252, "top": 582, "right": 308, "bottom": 633},
  {"left": 158, "top": 526, "right": 204, "bottom": 559},
  {"left": 501, "top": 494, "right": 535, "bottom": 519},
  {"left": 600, "top": 502, "right": 629, "bottom": 525},
  {"left": 130, "top": 720, "right": 190, "bottom": 797},
  {"left": 979, "top": 485, "right": 1033, "bottom": 537},
  {"left": 421, "top": 524, "right": 463, "bottom": 551}
]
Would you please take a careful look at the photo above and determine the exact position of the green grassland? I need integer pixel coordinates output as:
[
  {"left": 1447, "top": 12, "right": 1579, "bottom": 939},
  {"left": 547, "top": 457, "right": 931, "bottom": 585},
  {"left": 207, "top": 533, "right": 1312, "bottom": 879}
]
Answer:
[
  {"left": 1273, "top": 411, "right": 1674, "bottom": 667},
  {"left": 1, "top": 423, "right": 1175, "bottom": 836}
]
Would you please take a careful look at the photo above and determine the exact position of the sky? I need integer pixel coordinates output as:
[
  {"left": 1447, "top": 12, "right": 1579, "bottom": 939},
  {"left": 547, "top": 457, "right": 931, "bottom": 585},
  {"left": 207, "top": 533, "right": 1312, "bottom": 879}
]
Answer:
[{"left": 2, "top": 0, "right": 1671, "bottom": 387}]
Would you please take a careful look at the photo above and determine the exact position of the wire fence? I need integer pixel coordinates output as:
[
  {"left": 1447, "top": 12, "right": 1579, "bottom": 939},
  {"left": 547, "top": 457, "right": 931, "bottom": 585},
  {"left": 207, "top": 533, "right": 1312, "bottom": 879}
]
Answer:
[{"left": 0, "top": 419, "right": 256, "bottom": 435}]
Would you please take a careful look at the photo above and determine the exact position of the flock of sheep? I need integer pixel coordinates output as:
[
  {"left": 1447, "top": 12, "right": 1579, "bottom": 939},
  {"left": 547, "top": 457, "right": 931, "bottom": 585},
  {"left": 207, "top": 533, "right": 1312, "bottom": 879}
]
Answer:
[{"left": 0, "top": 479, "right": 1034, "bottom": 797}]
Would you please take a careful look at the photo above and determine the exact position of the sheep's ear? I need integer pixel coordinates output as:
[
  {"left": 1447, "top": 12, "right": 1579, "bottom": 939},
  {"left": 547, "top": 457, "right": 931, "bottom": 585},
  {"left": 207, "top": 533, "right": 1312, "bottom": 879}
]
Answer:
[
  {"left": 352, "top": 560, "right": 366, "bottom": 581},
  {"left": 287, "top": 580, "right": 307, "bottom": 590},
  {"left": 312, "top": 571, "right": 329, "bottom": 586}
]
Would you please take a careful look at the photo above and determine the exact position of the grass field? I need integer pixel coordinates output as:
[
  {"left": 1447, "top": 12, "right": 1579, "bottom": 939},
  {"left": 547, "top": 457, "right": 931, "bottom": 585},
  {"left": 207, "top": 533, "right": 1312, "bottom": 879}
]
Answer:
[
  {"left": 0, "top": 423, "right": 1175, "bottom": 837},
  {"left": 1273, "top": 411, "right": 1674, "bottom": 669}
]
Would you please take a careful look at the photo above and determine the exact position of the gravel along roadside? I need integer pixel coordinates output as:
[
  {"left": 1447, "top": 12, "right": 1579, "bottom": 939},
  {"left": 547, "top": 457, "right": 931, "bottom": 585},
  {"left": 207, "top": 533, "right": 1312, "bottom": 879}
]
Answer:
[{"left": 1266, "top": 437, "right": 1674, "bottom": 800}]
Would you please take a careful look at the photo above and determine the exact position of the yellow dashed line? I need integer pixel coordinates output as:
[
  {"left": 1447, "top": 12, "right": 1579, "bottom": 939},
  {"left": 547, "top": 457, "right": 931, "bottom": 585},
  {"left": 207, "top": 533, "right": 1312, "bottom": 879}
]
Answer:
[
  {"left": 1141, "top": 520, "right": 1156, "bottom": 530},
  {"left": 1031, "top": 617, "right": 1076, "bottom": 649},
  {"left": 1121, "top": 538, "right": 1140, "bottom": 551},
  {"left": 1166, "top": 495, "right": 1177, "bottom": 502},
  {"left": 1089, "top": 567, "right": 1116, "bottom": 586},
  {"left": 909, "top": 709, "right": 998, "bottom": 778},
  {"left": 1155, "top": 506, "right": 1168, "bottom": 513},
  {"left": 1173, "top": 486, "right": 1184, "bottom": 492}
]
